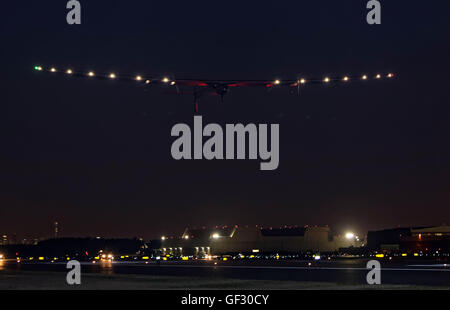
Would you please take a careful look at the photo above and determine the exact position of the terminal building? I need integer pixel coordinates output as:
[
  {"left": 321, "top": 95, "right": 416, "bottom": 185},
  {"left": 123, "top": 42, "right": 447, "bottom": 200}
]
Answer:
[
  {"left": 156, "top": 225, "right": 362, "bottom": 256},
  {"left": 367, "top": 225, "right": 450, "bottom": 252}
]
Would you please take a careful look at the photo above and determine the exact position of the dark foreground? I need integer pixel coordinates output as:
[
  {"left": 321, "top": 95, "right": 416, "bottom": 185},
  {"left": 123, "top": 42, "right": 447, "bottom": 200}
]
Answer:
[{"left": 1, "top": 258, "right": 449, "bottom": 289}]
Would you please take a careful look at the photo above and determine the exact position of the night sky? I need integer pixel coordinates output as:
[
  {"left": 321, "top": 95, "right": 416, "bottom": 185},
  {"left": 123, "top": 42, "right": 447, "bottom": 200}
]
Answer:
[{"left": 1, "top": 1, "right": 449, "bottom": 240}]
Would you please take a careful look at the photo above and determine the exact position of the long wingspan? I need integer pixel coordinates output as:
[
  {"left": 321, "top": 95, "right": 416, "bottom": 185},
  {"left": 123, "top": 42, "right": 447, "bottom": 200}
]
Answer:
[{"left": 33, "top": 65, "right": 395, "bottom": 113}]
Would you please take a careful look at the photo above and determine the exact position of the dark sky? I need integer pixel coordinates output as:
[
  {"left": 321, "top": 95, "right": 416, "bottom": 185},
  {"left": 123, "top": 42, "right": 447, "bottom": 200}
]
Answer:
[{"left": 1, "top": 1, "right": 449, "bottom": 240}]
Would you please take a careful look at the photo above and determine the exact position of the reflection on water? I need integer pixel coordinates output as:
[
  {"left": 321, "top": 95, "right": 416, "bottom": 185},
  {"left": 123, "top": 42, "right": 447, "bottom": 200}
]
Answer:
[
  {"left": 0, "top": 259, "right": 4, "bottom": 271},
  {"left": 97, "top": 260, "right": 114, "bottom": 275}
]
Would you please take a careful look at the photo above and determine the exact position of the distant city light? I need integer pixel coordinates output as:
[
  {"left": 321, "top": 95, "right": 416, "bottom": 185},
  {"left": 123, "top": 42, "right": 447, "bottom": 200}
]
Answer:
[
  {"left": 162, "top": 77, "right": 170, "bottom": 83},
  {"left": 66, "top": 69, "right": 73, "bottom": 74},
  {"left": 109, "top": 73, "right": 116, "bottom": 79},
  {"left": 50, "top": 68, "right": 57, "bottom": 72},
  {"left": 135, "top": 75, "right": 142, "bottom": 81},
  {"left": 345, "top": 232, "right": 355, "bottom": 240},
  {"left": 88, "top": 71, "right": 95, "bottom": 77},
  {"left": 273, "top": 79, "right": 281, "bottom": 85},
  {"left": 342, "top": 76, "right": 349, "bottom": 82},
  {"left": 323, "top": 77, "right": 330, "bottom": 83}
]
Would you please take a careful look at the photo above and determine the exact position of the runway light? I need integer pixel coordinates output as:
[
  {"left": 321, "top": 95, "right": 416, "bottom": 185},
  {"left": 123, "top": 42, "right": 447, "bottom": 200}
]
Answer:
[
  {"left": 362, "top": 75, "right": 368, "bottom": 80},
  {"left": 34, "top": 66, "right": 43, "bottom": 71},
  {"left": 162, "top": 77, "right": 170, "bottom": 83},
  {"left": 184, "top": 235, "right": 189, "bottom": 240},
  {"left": 345, "top": 232, "right": 355, "bottom": 240},
  {"left": 109, "top": 73, "right": 116, "bottom": 79},
  {"left": 273, "top": 79, "right": 281, "bottom": 85},
  {"left": 135, "top": 75, "right": 142, "bottom": 81},
  {"left": 212, "top": 233, "right": 220, "bottom": 239},
  {"left": 161, "top": 236, "right": 166, "bottom": 240},
  {"left": 387, "top": 73, "right": 394, "bottom": 78},
  {"left": 50, "top": 68, "right": 57, "bottom": 73},
  {"left": 342, "top": 76, "right": 349, "bottom": 82},
  {"left": 314, "top": 255, "right": 321, "bottom": 261},
  {"left": 170, "top": 81, "right": 176, "bottom": 86},
  {"left": 323, "top": 77, "right": 330, "bottom": 83},
  {"left": 145, "top": 80, "right": 151, "bottom": 84},
  {"left": 88, "top": 71, "right": 95, "bottom": 77},
  {"left": 299, "top": 78, "right": 306, "bottom": 84},
  {"left": 376, "top": 74, "right": 381, "bottom": 79},
  {"left": 66, "top": 69, "right": 73, "bottom": 74}
]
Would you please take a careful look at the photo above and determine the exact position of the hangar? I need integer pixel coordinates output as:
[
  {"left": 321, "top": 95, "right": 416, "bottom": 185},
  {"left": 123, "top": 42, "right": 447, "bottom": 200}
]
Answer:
[{"left": 156, "top": 225, "right": 361, "bottom": 256}]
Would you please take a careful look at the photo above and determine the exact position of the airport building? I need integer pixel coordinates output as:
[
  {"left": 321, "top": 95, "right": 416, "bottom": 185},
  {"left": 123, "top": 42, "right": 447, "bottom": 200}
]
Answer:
[
  {"left": 367, "top": 225, "right": 450, "bottom": 252},
  {"left": 156, "top": 225, "right": 362, "bottom": 256}
]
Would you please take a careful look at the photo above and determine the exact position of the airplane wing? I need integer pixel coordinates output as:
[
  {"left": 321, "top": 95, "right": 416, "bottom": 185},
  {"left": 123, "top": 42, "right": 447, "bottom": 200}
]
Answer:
[{"left": 33, "top": 66, "right": 394, "bottom": 88}]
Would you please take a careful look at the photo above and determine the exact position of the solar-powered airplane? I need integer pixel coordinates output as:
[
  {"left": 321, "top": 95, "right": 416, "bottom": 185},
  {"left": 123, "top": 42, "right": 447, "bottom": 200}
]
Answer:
[{"left": 33, "top": 65, "right": 395, "bottom": 113}]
